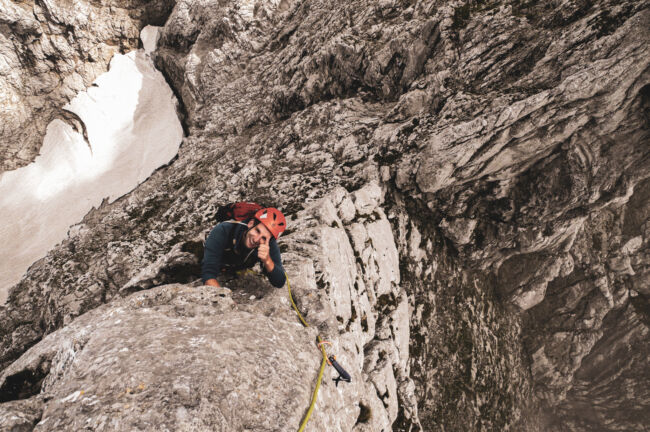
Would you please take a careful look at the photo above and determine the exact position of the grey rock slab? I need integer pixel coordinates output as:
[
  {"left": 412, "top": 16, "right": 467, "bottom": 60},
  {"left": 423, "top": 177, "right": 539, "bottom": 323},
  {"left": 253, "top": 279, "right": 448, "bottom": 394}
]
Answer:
[
  {"left": 439, "top": 218, "right": 477, "bottom": 246},
  {"left": 1, "top": 284, "right": 330, "bottom": 432},
  {"left": 0, "top": 396, "right": 43, "bottom": 432},
  {"left": 351, "top": 182, "right": 384, "bottom": 216},
  {"left": 365, "top": 215, "right": 401, "bottom": 299},
  {"left": 320, "top": 227, "right": 357, "bottom": 324}
]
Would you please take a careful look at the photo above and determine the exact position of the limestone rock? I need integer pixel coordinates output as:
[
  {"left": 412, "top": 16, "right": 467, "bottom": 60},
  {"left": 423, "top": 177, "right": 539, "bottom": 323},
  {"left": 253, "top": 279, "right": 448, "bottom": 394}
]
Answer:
[
  {"left": 1, "top": 284, "right": 323, "bottom": 431},
  {"left": 0, "top": 396, "right": 43, "bottom": 431},
  {"left": 1, "top": 0, "right": 649, "bottom": 430},
  {"left": 439, "top": 217, "right": 477, "bottom": 246},
  {"left": 1, "top": 186, "right": 420, "bottom": 431}
]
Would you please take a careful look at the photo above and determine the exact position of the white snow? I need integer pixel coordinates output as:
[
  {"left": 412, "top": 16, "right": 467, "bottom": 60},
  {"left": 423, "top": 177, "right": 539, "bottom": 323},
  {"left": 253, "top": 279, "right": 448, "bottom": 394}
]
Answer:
[
  {"left": 0, "top": 27, "right": 182, "bottom": 303},
  {"left": 140, "top": 25, "right": 161, "bottom": 55}
]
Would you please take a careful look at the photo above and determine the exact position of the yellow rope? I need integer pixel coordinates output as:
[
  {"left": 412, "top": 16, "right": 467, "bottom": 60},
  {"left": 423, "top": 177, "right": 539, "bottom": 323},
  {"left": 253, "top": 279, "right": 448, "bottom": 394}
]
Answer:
[{"left": 286, "top": 273, "right": 328, "bottom": 432}]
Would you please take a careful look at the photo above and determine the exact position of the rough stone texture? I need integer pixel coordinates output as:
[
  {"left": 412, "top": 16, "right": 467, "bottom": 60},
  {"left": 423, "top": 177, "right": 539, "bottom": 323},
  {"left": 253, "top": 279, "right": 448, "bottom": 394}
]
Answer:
[
  {"left": 522, "top": 177, "right": 650, "bottom": 428},
  {"left": 1, "top": 187, "right": 418, "bottom": 431},
  {"left": 0, "top": 0, "right": 174, "bottom": 173},
  {"left": 1, "top": 284, "right": 322, "bottom": 431},
  {"left": 0, "top": 396, "right": 43, "bottom": 431},
  {"left": 280, "top": 185, "right": 421, "bottom": 431},
  {"left": 1, "top": 0, "right": 649, "bottom": 430}
]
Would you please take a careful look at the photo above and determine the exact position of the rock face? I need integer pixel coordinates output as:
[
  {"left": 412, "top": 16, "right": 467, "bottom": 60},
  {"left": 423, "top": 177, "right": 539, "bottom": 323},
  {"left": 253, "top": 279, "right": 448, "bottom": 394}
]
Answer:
[
  {"left": 0, "top": 0, "right": 174, "bottom": 173},
  {"left": 0, "top": 42, "right": 183, "bottom": 301},
  {"left": 1, "top": 0, "right": 649, "bottom": 430},
  {"left": 0, "top": 284, "right": 322, "bottom": 431},
  {"left": 1, "top": 186, "right": 418, "bottom": 431}
]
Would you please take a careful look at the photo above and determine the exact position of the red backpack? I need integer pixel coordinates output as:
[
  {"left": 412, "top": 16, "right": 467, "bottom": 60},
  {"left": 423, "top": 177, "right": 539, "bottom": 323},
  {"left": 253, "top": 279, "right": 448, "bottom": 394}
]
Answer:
[{"left": 215, "top": 202, "right": 264, "bottom": 222}]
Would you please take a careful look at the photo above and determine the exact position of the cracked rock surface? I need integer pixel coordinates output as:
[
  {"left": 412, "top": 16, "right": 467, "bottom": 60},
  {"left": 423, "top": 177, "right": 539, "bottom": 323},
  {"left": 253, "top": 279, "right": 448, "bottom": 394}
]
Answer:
[
  {"left": 0, "top": 284, "right": 322, "bottom": 431},
  {"left": 1, "top": 0, "right": 649, "bottom": 430}
]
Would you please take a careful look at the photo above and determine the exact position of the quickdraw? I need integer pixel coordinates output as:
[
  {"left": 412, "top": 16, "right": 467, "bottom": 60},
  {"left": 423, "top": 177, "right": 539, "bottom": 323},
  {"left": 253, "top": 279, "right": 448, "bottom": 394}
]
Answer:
[
  {"left": 328, "top": 355, "right": 352, "bottom": 387},
  {"left": 318, "top": 341, "right": 352, "bottom": 387}
]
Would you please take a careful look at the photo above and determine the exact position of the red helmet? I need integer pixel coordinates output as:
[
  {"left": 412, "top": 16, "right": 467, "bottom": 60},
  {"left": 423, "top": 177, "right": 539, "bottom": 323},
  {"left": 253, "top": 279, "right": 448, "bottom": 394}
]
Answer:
[{"left": 254, "top": 207, "right": 287, "bottom": 239}]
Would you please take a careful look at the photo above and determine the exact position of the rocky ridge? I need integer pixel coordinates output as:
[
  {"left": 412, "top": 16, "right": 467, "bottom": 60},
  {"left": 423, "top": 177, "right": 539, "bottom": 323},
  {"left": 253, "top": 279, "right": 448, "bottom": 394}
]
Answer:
[{"left": 1, "top": 0, "right": 649, "bottom": 430}]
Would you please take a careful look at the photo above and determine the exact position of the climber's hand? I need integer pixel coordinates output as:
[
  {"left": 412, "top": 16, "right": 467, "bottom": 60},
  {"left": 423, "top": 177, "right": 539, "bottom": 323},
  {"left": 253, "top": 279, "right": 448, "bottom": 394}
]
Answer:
[{"left": 258, "top": 237, "right": 271, "bottom": 265}]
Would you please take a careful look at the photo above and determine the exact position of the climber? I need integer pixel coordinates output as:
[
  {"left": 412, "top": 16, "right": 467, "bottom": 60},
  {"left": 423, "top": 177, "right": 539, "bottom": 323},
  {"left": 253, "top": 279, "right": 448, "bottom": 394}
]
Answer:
[{"left": 201, "top": 207, "right": 287, "bottom": 288}]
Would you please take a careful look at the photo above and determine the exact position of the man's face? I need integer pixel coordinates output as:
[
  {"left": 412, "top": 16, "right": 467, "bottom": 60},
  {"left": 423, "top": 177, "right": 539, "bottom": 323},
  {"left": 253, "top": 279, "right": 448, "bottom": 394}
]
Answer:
[{"left": 244, "top": 221, "right": 273, "bottom": 249}]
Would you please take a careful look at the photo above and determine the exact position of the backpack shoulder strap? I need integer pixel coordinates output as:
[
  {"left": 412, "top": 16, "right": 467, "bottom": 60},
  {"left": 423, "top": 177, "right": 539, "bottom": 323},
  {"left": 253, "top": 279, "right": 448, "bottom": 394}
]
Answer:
[{"left": 224, "top": 219, "right": 249, "bottom": 227}]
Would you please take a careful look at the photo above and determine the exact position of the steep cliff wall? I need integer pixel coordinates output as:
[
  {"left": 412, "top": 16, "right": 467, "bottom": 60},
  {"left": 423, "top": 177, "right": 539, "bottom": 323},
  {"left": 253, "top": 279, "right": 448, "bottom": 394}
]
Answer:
[{"left": 1, "top": 0, "right": 648, "bottom": 430}]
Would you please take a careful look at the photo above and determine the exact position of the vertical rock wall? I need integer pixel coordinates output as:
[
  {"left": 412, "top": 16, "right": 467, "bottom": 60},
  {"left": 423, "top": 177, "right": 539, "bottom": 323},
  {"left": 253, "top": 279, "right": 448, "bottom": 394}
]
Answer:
[
  {"left": 282, "top": 183, "right": 420, "bottom": 430},
  {"left": 0, "top": 186, "right": 417, "bottom": 431}
]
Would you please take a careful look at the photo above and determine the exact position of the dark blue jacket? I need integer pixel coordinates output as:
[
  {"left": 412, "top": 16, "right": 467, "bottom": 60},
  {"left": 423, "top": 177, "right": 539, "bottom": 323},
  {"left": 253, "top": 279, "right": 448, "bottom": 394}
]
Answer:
[{"left": 201, "top": 220, "right": 286, "bottom": 287}]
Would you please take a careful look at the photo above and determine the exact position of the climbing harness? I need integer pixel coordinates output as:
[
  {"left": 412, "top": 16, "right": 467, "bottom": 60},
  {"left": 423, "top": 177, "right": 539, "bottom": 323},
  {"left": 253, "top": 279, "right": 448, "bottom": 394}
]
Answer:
[{"left": 286, "top": 272, "right": 351, "bottom": 432}]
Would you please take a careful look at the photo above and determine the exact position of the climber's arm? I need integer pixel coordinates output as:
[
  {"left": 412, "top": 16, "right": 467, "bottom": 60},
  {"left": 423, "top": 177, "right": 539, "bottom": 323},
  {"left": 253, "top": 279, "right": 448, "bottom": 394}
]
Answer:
[
  {"left": 202, "top": 224, "right": 228, "bottom": 286},
  {"left": 262, "top": 238, "right": 285, "bottom": 288}
]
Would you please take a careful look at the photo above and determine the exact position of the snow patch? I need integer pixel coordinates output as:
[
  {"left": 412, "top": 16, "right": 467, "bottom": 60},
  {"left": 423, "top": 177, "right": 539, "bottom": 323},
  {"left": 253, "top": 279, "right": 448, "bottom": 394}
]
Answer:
[
  {"left": 140, "top": 25, "right": 161, "bottom": 54},
  {"left": 0, "top": 47, "right": 183, "bottom": 303}
]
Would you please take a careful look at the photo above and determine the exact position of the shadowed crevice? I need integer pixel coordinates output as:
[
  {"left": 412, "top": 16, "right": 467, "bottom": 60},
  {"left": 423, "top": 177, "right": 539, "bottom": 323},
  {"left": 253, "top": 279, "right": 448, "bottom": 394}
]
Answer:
[{"left": 0, "top": 358, "right": 51, "bottom": 403}]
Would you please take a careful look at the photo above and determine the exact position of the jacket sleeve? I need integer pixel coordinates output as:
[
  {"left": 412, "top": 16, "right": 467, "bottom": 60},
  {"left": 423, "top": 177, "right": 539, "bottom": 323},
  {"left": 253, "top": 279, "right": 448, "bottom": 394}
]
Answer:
[
  {"left": 202, "top": 224, "right": 228, "bottom": 283},
  {"left": 263, "top": 239, "right": 286, "bottom": 288}
]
